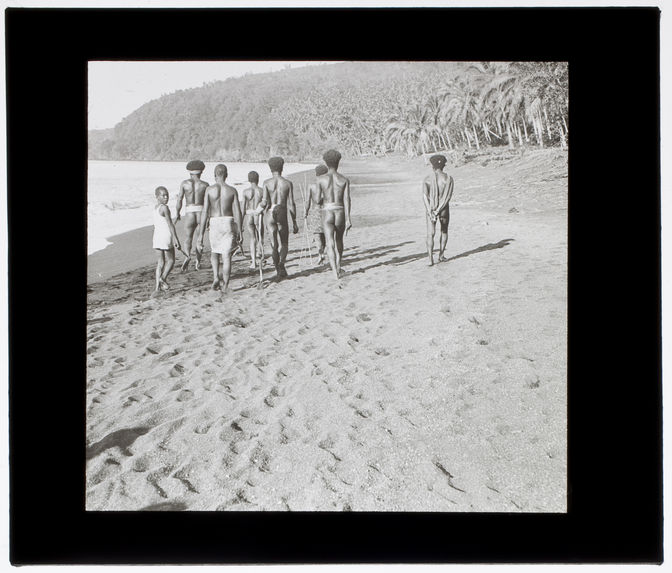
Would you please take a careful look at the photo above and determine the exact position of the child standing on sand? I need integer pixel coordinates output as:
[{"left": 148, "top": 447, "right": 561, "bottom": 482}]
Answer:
[{"left": 152, "top": 186, "right": 181, "bottom": 295}]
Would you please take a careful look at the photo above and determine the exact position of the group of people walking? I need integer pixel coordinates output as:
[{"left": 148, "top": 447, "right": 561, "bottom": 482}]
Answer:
[
  {"left": 151, "top": 149, "right": 354, "bottom": 295},
  {"left": 152, "top": 149, "right": 454, "bottom": 295}
]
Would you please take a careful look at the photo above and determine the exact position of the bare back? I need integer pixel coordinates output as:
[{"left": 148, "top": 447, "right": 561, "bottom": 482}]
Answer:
[
  {"left": 205, "top": 183, "right": 237, "bottom": 217},
  {"left": 423, "top": 171, "right": 453, "bottom": 215},
  {"left": 317, "top": 172, "right": 349, "bottom": 205},
  {"left": 263, "top": 175, "right": 293, "bottom": 207},
  {"left": 243, "top": 184, "right": 265, "bottom": 212},
  {"left": 180, "top": 178, "right": 209, "bottom": 206},
  {"left": 309, "top": 182, "right": 322, "bottom": 206}
]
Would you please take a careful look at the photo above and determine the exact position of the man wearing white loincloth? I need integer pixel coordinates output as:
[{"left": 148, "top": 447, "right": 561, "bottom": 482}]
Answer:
[
  {"left": 197, "top": 164, "right": 243, "bottom": 292},
  {"left": 175, "top": 159, "right": 209, "bottom": 272}
]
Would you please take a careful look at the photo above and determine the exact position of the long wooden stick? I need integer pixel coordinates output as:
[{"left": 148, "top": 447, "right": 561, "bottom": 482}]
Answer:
[
  {"left": 298, "top": 182, "right": 313, "bottom": 266},
  {"left": 257, "top": 213, "right": 264, "bottom": 288}
]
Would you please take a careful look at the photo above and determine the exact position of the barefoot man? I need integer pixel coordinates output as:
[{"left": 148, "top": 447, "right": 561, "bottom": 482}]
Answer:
[
  {"left": 315, "top": 149, "right": 352, "bottom": 280},
  {"left": 261, "top": 156, "right": 298, "bottom": 278},
  {"left": 304, "top": 164, "right": 328, "bottom": 265},
  {"left": 197, "top": 164, "right": 243, "bottom": 293},
  {"left": 175, "top": 159, "right": 209, "bottom": 272},
  {"left": 422, "top": 154, "right": 454, "bottom": 266},
  {"left": 241, "top": 170, "right": 268, "bottom": 270}
]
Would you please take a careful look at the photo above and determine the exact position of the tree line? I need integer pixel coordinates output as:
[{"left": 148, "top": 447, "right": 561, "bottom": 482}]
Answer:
[
  {"left": 88, "top": 61, "right": 567, "bottom": 162},
  {"left": 385, "top": 62, "right": 568, "bottom": 155}
]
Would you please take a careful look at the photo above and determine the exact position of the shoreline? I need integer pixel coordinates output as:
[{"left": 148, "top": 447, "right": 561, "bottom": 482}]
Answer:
[
  {"left": 88, "top": 166, "right": 317, "bottom": 283},
  {"left": 88, "top": 149, "right": 567, "bottom": 288}
]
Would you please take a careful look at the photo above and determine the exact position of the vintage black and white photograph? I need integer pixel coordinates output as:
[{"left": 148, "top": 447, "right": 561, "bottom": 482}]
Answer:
[{"left": 85, "top": 59, "right": 569, "bottom": 512}]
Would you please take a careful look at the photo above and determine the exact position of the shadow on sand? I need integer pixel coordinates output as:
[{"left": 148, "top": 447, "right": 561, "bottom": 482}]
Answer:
[
  {"left": 346, "top": 238, "right": 515, "bottom": 276},
  {"left": 237, "top": 241, "right": 415, "bottom": 288},
  {"left": 86, "top": 427, "right": 151, "bottom": 460},
  {"left": 445, "top": 239, "right": 515, "bottom": 262},
  {"left": 244, "top": 238, "right": 515, "bottom": 287},
  {"left": 89, "top": 238, "right": 515, "bottom": 301}
]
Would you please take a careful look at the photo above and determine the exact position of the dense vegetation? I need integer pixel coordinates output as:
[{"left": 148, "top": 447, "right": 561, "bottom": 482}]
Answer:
[{"left": 88, "top": 61, "right": 567, "bottom": 162}]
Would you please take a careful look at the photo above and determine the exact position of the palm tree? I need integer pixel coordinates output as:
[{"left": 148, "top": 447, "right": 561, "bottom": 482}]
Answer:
[
  {"left": 439, "top": 78, "right": 484, "bottom": 150},
  {"left": 385, "top": 104, "right": 438, "bottom": 156},
  {"left": 480, "top": 69, "right": 527, "bottom": 149}
]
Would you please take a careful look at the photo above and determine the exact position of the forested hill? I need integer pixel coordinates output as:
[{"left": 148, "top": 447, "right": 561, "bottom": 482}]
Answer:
[
  {"left": 88, "top": 61, "right": 568, "bottom": 162},
  {"left": 88, "top": 62, "right": 462, "bottom": 162}
]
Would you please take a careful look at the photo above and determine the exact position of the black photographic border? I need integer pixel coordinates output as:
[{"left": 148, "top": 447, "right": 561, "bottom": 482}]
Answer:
[{"left": 6, "top": 6, "right": 662, "bottom": 564}]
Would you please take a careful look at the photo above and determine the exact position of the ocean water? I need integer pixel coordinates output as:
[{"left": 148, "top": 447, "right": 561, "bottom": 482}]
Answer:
[{"left": 87, "top": 160, "right": 314, "bottom": 254}]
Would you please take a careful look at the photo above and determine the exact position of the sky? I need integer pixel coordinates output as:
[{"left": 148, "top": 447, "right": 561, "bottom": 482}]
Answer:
[{"left": 88, "top": 60, "right": 336, "bottom": 130}]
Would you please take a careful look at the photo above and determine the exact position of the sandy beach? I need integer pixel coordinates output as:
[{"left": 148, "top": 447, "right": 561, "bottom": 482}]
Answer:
[{"left": 86, "top": 149, "right": 567, "bottom": 512}]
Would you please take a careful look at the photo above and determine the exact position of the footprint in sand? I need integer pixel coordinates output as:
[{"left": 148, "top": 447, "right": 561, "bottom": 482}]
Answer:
[
  {"left": 160, "top": 350, "right": 180, "bottom": 362},
  {"left": 122, "top": 395, "right": 142, "bottom": 408},
  {"left": 172, "top": 468, "right": 200, "bottom": 494},
  {"left": 354, "top": 408, "right": 372, "bottom": 419},
  {"left": 216, "top": 489, "right": 254, "bottom": 510},
  {"left": 270, "top": 385, "right": 285, "bottom": 398},
  {"left": 87, "top": 463, "right": 121, "bottom": 486},
  {"left": 122, "top": 380, "right": 142, "bottom": 391},
  {"left": 194, "top": 421, "right": 213, "bottom": 434},
  {"left": 169, "top": 363, "right": 185, "bottom": 377},
  {"left": 132, "top": 453, "right": 153, "bottom": 472},
  {"left": 249, "top": 443, "right": 272, "bottom": 473},
  {"left": 176, "top": 389, "right": 194, "bottom": 402},
  {"left": 162, "top": 417, "right": 187, "bottom": 440},
  {"left": 277, "top": 422, "right": 292, "bottom": 445},
  {"left": 525, "top": 373, "right": 541, "bottom": 389},
  {"left": 146, "top": 466, "right": 174, "bottom": 499}
]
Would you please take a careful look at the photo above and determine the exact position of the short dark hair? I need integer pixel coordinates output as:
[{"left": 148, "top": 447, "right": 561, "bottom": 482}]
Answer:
[
  {"left": 315, "top": 164, "right": 328, "bottom": 176},
  {"left": 429, "top": 154, "right": 447, "bottom": 169},
  {"left": 155, "top": 186, "right": 168, "bottom": 197},
  {"left": 248, "top": 170, "right": 259, "bottom": 184},
  {"left": 268, "top": 156, "right": 284, "bottom": 173},
  {"left": 186, "top": 159, "right": 205, "bottom": 172},
  {"left": 322, "top": 149, "right": 342, "bottom": 169},
  {"left": 214, "top": 164, "right": 228, "bottom": 179}
]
